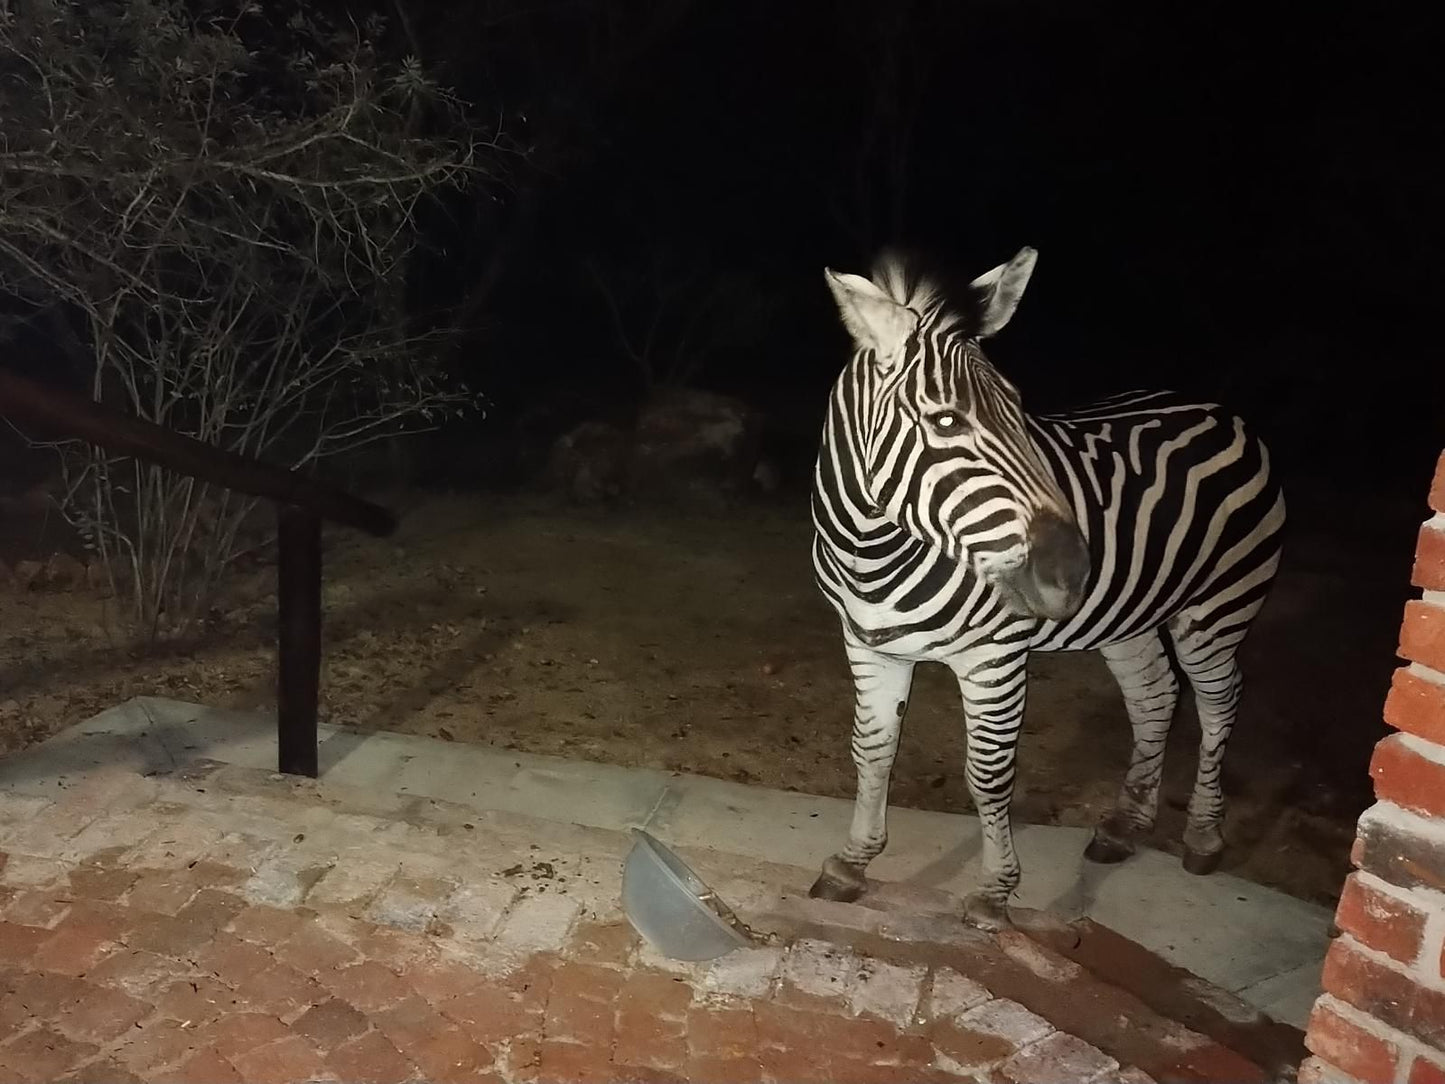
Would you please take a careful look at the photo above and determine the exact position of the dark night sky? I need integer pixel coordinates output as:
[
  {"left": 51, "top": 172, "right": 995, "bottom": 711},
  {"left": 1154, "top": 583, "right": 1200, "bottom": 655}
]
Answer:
[{"left": 418, "top": 0, "right": 1439, "bottom": 492}]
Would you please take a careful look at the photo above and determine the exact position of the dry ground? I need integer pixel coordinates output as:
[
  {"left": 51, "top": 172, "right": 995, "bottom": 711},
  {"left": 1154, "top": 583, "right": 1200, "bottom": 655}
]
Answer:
[{"left": 0, "top": 485, "right": 1418, "bottom": 906}]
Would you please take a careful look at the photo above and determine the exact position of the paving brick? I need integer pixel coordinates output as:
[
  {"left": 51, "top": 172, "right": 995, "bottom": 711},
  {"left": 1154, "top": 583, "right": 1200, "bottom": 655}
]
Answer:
[
  {"left": 614, "top": 1010, "right": 688, "bottom": 1071},
  {"left": 31, "top": 904, "right": 130, "bottom": 976},
  {"left": 544, "top": 981, "right": 615, "bottom": 1046},
  {"left": 758, "top": 1042, "right": 846, "bottom": 1083},
  {"left": 998, "top": 929, "right": 1086, "bottom": 983},
  {"left": 0, "top": 809, "right": 99, "bottom": 858},
  {"left": 304, "top": 858, "right": 400, "bottom": 909},
  {"left": 635, "top": 937, "right": 706, "bottom": 977},
  {"left": 152, "top": 976, "right": 239, "bottom": 1028},
  {"left": 66, "top": 866, "right": 140, "bottom": 902},
  {"left": 321, "top": 960, "right": 412, "bottom": 1014},
  {"left": 549, "top": 960, "right": 627, "bottom": 1005},
  {"left": 1000, "top": 1030, "right": 1120, "bottom": 1084},
  {"left": 754, "top": 1001, "right": 913, "bottom": 1067},
  {"left": 0, "top": 794, "right": 54, "bottom": 827},
  {"left": 277, "top": 921, "right": 362, "bottom": 975},
  {"left": 364, "top": 873, "right": 454, "bottom": 932},
  {"left": 619, "top": 969, "right": 695, "bottom": 1021},
  {"left": 3, "top": 889, "right": 71, "bottom": 929},
  {"left": 531, "top": 1038, "right": 614, "bottom": 1084},
  {"left": 63, "top": 817, "right": 164, "bottom": 864},
  {"left": 686, "top": 1054, "right": 766, "bottom": 1084},
  {"left": 435, "top": 878, "right": 516, "bottom": 942},
  {"left": 407, "top": 1025, "right": 495, "bottom": 1083},
  {"left": 567, "top": 918, "right": 640, "bottom": 968},
  {"left": 326, "top": 1028, "right": 417, "bottom": 1084},
  {"left": 225, "top": 903, "right": 307, "bottom": 945},
  {"left": 928, "top": 1019, "right": 1019, "bottom": 1075},
  {"left": 686, "top": 1005, "right": 758, "bottom": 1060},
  {"left": 778, "top": 937, "right": 859, "bottom": 1008},
  {"left": 0, "top": 853, "right": 70, "bottom": 888},
  {"left": 442, "top": 983, "right": 545, "bottom": 1043},
  {"left": 0, "top": 912, "right": 32, "bottom": 966},
  {"left": 492, "top": 892, "right": 583, "bottom": 957},
  {"left": 152, "top": 1046, "right": 243, "bottom": 1084},
  {"left": 193, "top": 933, "right": 274, "bottom": 985},
  {"left": 352, "top": 921, "right": 433, "bottom": 972},
  {"left": 202, "top": 831, "right": 278, "bottom": 873},
  {"left": 1, "top": 1025, "right": 99, "bottom": 1080},
  {"left": 126, "top": 824, "right": 225, "bottom": 869},
  {"left": 699, "top": 945, "right": 782, "bottom": 1000},
  {"left": 243, "top": 962, "right": 330, "bottom": 1018},
  {"left": 107, "top": 1016, "right": 205, "bottom": 1073},
  {"left": 407, "top": 957, "right": 490, "bottom": 1004},
  {"left": 85, "top": 948, "right": 184, "bottom": 998},
  {"left": 849, "top": 957, "right": 927, "bottom": 1028},
  {"left": 240, "top": 852, "right": 333, "bottom": 909},
  {"left": 125, "top": 871, "right": 201, "bottom": 915},
  {"left": 10, "top": 966, "right": 91, "bottom": 1012},
  {"left": 927, "top": 967, "right": 992, "bottom": 1019},
  {"left": 124, "top": 911, "right": 215, "bottom": 957},
  {"left": 960, "top": 997, "right": 1056, "bottom": 1046},
  {"left": 54, "top": 982, "right": 151, "bottom": 1043},
  {"left": 55, "top": 1054, "right": 147, "bottom": 1083},
  {"left": 200, "top": 1011, "right": 291, "bottom": 1058},
  {"left": 228, "top": 1034, "right": 332, "bottom": 1084},
  {"left": 173, "top": 889, "right": 247, "bottom": 937},
  {"left": 373, "top": 994, "right": 451, "bottom": 1050},
  {"left": 52, "top": 767, "right": 160, "bottom": 819},
  {"left": 288, "top": 998, "right": 369, "bottom": 1053}
]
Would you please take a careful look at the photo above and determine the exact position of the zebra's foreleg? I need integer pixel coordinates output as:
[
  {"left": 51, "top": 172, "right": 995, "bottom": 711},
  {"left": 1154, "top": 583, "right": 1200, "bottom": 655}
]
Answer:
[
  {"left": 809, "top": 641, "right": 914, "bottom": 904},
  {"left": 1084, "top": 632, "right": 1180, "bottom": 864},
  {"left": 951, "top": 649, "right": 1032, "bottom": 931},
  {"left": 1169, "top": 617, "right": 1246, "bottom": 875}
]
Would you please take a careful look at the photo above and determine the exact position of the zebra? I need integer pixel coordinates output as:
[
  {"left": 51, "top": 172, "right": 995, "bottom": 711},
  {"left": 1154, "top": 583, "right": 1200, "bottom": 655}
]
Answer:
[{"left": 808, "top": 245, "right": 1286, "bottom": 929}]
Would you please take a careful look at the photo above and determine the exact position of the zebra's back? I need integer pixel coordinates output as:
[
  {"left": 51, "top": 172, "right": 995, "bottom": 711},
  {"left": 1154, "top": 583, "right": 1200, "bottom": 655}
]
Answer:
[{"left": 1027, "top": 390, "right": 1285, "bottom": 652}]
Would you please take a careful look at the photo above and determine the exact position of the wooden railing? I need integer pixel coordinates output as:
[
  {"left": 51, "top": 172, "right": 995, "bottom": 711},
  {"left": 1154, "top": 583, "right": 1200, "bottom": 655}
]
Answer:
[{"left": 0, "top": 367, "right": 398, "bottom": 777}]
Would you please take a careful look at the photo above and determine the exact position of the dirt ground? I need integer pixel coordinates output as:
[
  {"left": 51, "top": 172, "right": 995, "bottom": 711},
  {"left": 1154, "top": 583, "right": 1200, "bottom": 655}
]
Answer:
[{"left": 0, "top": 483, "right": 1422, "bottom": 907}]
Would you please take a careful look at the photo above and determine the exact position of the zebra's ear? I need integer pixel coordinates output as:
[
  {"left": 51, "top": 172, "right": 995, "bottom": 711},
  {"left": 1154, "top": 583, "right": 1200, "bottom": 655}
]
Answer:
[
  {"left": 824, "top": 269, "right": 917, "bottom": 368},
  {"left": 968, "top": 246, "right": 1038, "bottom": 338}
]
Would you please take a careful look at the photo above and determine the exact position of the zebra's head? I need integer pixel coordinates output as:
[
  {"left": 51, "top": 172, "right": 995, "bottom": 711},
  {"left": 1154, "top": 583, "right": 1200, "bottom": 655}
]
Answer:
[{"left": 822, "top": 246, "right": 1090, "bottom": 622}]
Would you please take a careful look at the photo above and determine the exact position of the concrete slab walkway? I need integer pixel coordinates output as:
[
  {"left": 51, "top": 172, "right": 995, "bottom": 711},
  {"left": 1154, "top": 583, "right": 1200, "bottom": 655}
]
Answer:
[
  {"left": 0, "top": 706, "right": 1306, "bottom": 1083},
  {"left": 7, "top": 697, "right": 1330, "bottom": 1030}
]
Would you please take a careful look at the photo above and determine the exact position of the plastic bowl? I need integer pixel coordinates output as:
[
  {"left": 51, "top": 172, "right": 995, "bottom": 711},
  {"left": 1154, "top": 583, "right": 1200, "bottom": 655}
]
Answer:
[{"left": 621, "top": 828, "right": 751, "bottom": 961}]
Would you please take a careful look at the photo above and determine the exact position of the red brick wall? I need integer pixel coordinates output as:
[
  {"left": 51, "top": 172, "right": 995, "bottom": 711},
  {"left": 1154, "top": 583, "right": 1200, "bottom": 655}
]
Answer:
[{"left": 1302, "top": 451, "right": 1445, "bottom": 1084}]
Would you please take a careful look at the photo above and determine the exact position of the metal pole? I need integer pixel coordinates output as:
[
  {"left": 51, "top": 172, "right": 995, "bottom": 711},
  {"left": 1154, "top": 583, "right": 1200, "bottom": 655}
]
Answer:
[{"left": 276, "top": 503, "right": 322, "bottom": 777}]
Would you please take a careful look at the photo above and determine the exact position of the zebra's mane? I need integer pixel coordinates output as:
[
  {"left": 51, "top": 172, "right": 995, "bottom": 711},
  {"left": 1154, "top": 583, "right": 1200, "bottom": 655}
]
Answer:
[{"left": 868, "top": 249, "right": 971, "bottom": 333}]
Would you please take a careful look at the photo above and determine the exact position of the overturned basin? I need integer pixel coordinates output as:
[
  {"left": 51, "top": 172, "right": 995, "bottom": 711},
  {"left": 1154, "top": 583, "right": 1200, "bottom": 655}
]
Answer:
[{"left": 622, "top": 828, "right": 751, "bottom": 961}]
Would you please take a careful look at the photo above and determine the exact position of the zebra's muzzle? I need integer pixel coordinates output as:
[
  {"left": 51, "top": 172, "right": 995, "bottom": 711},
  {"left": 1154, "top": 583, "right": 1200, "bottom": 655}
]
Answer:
[{"left": 997, "top": 511, "right": 1090, "bottom": 621}]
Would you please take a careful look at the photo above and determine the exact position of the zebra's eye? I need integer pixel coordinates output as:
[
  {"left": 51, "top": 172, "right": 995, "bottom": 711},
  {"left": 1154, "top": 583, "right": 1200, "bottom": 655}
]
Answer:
[{"left": 928, "top": 410, "right": 967, "bottom": 433}]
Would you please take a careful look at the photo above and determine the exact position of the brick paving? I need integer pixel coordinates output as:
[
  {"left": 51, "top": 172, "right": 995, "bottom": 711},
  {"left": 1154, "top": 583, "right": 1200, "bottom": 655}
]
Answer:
[{"left": 0, "top": 759, "right": 1280, "bottom": 1083}]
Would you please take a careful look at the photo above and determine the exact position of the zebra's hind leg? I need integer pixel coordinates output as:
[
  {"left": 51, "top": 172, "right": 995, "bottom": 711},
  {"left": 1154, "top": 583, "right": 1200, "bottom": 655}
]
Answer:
[
  {"left": 1084, "top": 631, "right": 1180, "bottom": 865},
  {"left": 809, "top": 641, "right": 915, "bottom": 903},
  {"left": 1168, "top": 612, "right": 1247, "bottom": 875}
]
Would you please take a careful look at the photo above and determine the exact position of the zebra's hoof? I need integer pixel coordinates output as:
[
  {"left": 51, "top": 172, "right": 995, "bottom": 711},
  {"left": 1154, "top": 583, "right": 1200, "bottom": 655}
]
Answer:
[
  {"left": 809, "top": 857, "right": 867, "bottom": 903},
  {"left": 962, "top": 892, "right": 1013, "bottom": 932},
  {"left": 1183, "top": 847, "right": 1223, "bottom": 876},
  {"left": 1083, "top": 830, "right": 1135, "bottom": 865}
]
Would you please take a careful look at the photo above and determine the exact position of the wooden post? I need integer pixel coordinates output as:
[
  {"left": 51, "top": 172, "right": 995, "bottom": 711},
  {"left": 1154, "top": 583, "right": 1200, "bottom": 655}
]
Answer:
[{"left": 276, "top": 504, "right": 322, "bottom": 777}]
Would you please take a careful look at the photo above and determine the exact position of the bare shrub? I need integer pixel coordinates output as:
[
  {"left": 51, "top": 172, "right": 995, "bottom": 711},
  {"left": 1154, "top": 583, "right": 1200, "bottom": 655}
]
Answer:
[{"left": 0, "top": 0, "right": 496, "bottom": 638}]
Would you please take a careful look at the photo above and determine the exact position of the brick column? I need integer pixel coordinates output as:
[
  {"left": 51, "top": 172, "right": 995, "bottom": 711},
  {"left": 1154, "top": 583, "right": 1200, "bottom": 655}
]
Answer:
[{"left": 1302, "top": 451, "right": 1445, "bottom": 1084}]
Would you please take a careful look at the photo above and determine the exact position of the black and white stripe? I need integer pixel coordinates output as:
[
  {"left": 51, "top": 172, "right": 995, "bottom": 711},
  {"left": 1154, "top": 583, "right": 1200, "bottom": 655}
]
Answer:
[{"left": 808, "top": 248, "right": 1285, "bottom": 929}]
